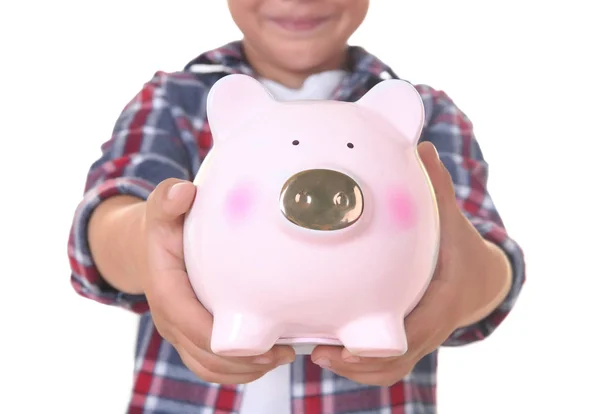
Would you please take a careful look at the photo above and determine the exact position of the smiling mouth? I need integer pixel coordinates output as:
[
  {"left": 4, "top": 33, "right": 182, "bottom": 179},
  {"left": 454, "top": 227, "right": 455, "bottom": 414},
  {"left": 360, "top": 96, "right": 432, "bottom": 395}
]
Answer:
[{"left": 270, "top": 17, "right": 330, "bottom": 32}]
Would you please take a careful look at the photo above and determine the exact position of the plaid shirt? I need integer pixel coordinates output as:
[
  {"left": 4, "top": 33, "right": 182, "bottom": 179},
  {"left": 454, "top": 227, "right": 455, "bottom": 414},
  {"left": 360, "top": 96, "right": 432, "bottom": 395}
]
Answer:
[{"left": 68, "top": 41, "right": 526, "bottom": 413}]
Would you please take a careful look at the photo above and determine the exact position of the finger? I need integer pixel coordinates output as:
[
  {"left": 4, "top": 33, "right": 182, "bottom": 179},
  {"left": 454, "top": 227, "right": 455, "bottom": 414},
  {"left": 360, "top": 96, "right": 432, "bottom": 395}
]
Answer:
[
  {"left": 326, "top": 365, "right": 411, "bottom": 387},
  {"left": 145, "top": 178, "right": 196, "bottom": 225},
  {"left": 145, "top": 178, "right": 196, "bottom": 264},
  {"left": 317, "top": 349, "right": 415, "bottom": 387},
  {"left": 149, "top": 266, "right": 295, "bottom": 371},
  {"left": 312, "top": 290, "right": 453, "bottom": 374},
  {"left": 152, "top": 286, "right": 295, "bottom": 373},
  {"left": 402, "top": 284, "right": 458, "bottom": 359},
  {"left": 174, "top": 308, "right": 295, "bottom": 366},
  {"left": 144, "top": 180, "right": 196, "bottom": 271},
  {"left": 339, "top": 347, "right": 399, "bottom": 365},
  {"left": 181, "top": 341, "right": 283, "bottom": 375},
  {"left": 256, "top": 344, "right": 296, "bottom": 366},
  {"left": 311, "top": 345, "right": 398, "bottom": 373},
  {"left": 176, "top": 331, "right": 295, "bottom": 374},
  {"left": 177, "top": 345, "right": 267, "bottom": 385},
  {"left": 325, "top": 356, "right": 398, "bottom": 374},
  {"left": 417, "top": 142, "right": 459, "bottom": 217},
  {"left": 222, "top": 345, "right": 296, "bottom": 368},
  {"left": 145, "top": 266, "right": 214, "bottom": 351},
  {"left": 142, "top": 176, "right": 212, "bottom": 341},
  {"left": 311, "top": 343, "right": 421, "bottom": 387}
]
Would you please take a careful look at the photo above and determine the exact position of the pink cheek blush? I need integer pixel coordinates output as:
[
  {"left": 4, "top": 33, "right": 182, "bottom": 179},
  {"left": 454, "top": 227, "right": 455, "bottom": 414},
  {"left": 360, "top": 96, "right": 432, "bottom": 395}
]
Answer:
[
  {"left": 224, "top": 185, "right": 255, "bottom": 222},
  {"left": 388, "top": 189, "right": 417, "bottom": 230}
]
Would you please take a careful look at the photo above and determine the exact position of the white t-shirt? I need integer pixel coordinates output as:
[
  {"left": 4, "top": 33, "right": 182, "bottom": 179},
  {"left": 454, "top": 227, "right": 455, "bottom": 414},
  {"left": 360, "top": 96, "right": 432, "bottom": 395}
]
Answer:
[{"left": 238, "top": 69, "right": 347, "bottom": 414}]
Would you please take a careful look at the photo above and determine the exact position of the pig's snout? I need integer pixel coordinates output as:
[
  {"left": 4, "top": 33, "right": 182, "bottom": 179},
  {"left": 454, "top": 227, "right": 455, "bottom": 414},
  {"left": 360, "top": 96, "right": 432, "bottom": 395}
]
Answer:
[{"left": 279, "top": 169, "right": 364, "bottom": 231}]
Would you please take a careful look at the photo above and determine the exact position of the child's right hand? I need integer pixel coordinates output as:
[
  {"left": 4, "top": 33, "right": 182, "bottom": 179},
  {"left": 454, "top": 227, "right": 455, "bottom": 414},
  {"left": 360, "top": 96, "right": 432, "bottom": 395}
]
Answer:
[{"left": 140, "top": 178, "right": 295, "bottom": 384}]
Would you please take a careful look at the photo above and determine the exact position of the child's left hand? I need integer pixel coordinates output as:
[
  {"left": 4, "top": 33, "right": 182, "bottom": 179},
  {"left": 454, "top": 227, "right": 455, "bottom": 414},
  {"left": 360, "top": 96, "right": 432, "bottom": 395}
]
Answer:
[{"left": 310, "top": 141, "right": 512, "bottom": 386}]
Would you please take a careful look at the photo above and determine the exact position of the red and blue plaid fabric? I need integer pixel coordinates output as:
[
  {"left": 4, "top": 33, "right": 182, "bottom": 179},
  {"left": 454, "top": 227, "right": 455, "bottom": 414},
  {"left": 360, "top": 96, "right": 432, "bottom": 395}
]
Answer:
[{"left": 68, "top": 41, "right": 525, "bottom": 413}]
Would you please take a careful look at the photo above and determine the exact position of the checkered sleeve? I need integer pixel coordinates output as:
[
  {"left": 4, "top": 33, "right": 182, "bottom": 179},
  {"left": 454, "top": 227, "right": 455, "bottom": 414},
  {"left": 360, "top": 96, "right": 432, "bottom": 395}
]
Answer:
[
  {"left": 68, "top": 71, "right": 209, "bottom": 314},
  {"left": 417, "top": 85, "right": 526, "bottom": 346}
]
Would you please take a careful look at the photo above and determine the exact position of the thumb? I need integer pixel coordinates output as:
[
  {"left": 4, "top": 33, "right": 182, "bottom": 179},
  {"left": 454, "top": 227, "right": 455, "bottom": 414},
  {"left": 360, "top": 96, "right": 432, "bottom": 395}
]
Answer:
[
  {"left": 146, "top": 178, "right": 197, "bottom": 225},
  {"left": 417, "top": 142, "right": 459, "bottom": 217}
]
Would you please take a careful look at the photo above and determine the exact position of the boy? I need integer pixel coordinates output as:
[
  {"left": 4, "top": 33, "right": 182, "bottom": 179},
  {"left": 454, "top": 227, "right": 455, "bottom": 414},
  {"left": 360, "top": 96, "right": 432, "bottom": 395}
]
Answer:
[{"left": 68, "top": 0, "right": 526, "bottom": 412}]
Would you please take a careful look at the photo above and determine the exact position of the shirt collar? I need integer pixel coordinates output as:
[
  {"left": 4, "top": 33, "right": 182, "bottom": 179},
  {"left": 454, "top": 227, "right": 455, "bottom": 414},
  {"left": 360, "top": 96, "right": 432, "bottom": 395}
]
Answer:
[{"left": 183, "top": 40, "right": 401, "bottom": 101}]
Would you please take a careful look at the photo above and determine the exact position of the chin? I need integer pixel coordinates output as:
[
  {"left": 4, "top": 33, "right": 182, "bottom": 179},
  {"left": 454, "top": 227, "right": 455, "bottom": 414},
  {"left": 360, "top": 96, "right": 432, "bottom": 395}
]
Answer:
[{"left": 270, "top": 43, "right": 346, "bottom": 73}]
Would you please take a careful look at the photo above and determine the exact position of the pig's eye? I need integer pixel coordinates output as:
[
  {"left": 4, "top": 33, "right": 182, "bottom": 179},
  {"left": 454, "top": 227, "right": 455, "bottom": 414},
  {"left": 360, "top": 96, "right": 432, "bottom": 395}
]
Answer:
[
  {"left": 347, "top": 142, "right": 354, "bottom": 149},
  {"left": 292, "top": 140, "right": 300, "bottom": 146}
]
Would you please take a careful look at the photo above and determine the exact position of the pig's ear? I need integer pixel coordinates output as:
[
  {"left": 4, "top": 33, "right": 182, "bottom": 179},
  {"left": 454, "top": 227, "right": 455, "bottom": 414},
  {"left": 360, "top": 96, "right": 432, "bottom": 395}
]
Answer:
[
  {"left": 206, "top": 74, "right": 274, "bottom": 140},
  {"left": 355, "top": 79, "right": 424, "bottom": 147}
]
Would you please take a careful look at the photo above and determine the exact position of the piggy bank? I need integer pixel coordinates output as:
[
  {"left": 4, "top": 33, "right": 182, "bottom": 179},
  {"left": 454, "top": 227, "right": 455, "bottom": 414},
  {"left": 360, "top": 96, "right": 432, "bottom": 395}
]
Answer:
[{"left": 183, "top": 74, "right": 439, "bottom": 358}]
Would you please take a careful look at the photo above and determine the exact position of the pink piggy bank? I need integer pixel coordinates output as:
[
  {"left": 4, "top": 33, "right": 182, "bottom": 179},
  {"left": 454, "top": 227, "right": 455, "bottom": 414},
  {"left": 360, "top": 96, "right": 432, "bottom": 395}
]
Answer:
[{"left": 183, "top": 74, "right": 439, "bottom": 358}]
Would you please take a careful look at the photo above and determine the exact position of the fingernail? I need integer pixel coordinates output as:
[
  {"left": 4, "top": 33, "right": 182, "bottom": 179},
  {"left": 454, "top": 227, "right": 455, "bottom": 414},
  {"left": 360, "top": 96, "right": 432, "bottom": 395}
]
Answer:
[
  {"left": 253, "top": 356, "right": 272, "bottom": 365},
  {"left": 314, "top": 358, "right": 330, "bottom": 368},
  {"left": 167, "top": 182, "right": 186, "bottom": 200},
  {"left": 278, "top": 355, "right": 296, "bottom": 365}
]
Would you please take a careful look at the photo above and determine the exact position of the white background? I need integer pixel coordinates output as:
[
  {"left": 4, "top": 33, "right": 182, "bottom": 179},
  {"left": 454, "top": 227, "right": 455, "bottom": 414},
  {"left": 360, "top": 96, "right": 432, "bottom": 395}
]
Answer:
[{"left": 1, "top": 1, "right": 598, "bottom": 413}]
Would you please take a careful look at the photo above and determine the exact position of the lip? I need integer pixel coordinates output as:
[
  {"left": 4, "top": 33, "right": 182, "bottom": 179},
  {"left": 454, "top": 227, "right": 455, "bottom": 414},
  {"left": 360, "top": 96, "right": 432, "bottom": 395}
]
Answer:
[{"left": 269, "top": 16, "right": 330, "bottom": 32}]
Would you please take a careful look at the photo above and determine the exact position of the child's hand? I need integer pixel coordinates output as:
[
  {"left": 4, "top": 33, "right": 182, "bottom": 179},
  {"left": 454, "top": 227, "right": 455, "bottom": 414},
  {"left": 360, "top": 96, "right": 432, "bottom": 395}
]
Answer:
[
  {"left": 309, "top": 142, "right": 512, "bottom": 386},
  {"left": 140, "top": 178, "right": 295, "bottom": 384}
]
